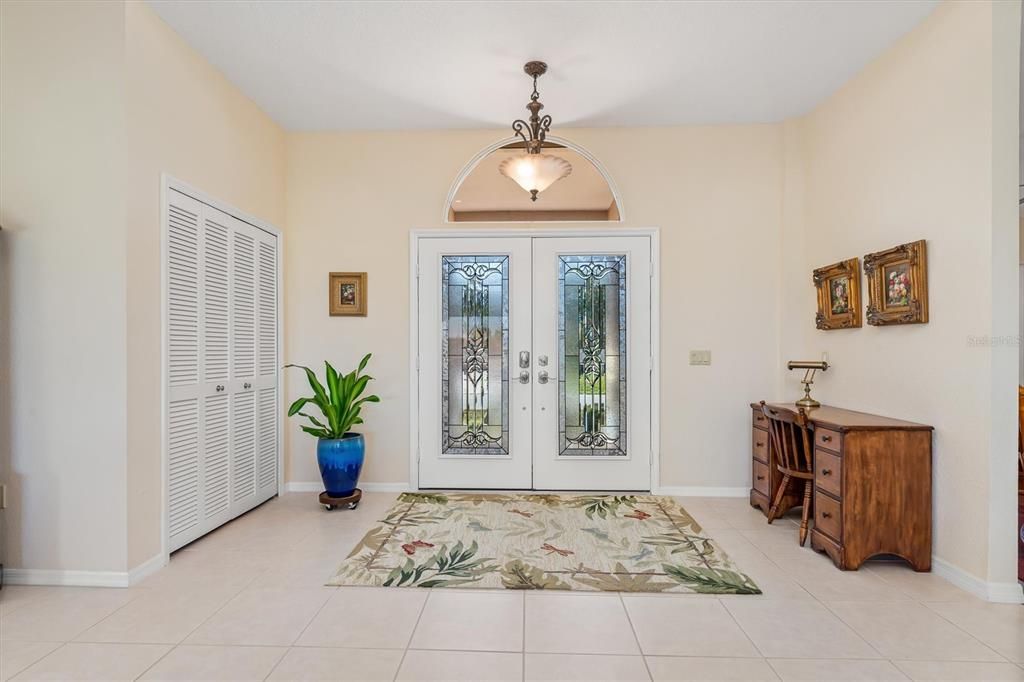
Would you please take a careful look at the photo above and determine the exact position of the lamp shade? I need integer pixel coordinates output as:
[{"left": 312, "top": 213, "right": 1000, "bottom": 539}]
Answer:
[{"left": 498, "top": 153, "right": 572, "bottom": 200}]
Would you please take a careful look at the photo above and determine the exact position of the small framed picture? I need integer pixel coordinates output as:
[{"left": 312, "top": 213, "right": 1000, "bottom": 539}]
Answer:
[
  {"left": 864, "top": 240, "right": 928, "bottom": 325},
  {"left": 329, "top": 272, "right": 367, "bottom": 316},
  {"left": 813, "top": 258, "right": 861, "bottom": 330}
]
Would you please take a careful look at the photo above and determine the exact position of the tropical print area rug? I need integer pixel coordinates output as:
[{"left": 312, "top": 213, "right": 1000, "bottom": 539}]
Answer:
[{"left": 328, "top": 492, "right": 760, "bottom": 594}]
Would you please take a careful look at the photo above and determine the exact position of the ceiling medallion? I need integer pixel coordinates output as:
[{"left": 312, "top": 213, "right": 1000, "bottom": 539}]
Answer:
[{"left": 498, "top": 61, "right": 572, "bottom": 202}]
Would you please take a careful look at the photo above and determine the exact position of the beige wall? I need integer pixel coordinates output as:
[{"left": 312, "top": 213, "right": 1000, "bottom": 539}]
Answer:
[
  {"left": 0, "top": 0, "right": 129, "bottom": 571},
  {"left": 284, "top": 125, "right": 785, "bottom": 488},
  {"left": 123, "top": 1, "right": 287, "bottom": 567},
  {"left": 0, "top": 0, "right": 286, "bottom": 574},
  {"left": 782, "top": 0, "right": 1021, "bottom": 590}
]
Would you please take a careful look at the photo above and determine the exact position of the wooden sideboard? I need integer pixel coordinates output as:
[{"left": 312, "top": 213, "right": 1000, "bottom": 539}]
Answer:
[{"left": 750, "top": 402, "right": 933, "bottom": 571}]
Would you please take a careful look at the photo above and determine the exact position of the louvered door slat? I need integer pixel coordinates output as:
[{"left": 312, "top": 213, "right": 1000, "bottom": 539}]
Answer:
[
  {"left": 258, "top": 240, "right": 277, "bottom": 377},
  {"left": 204, "top": 393, "right": 231, "bottom": 519},
  {"left": 257, "top": 386, "right": 277, "bottom": 491},
  {"left": 167, "top": 398, "right": 199, "bottom": 540},
  {"left": 203, "top": 216, "right": 230, "bottom": 383},
  {"left": 167, "top": 201, "right": 200, "bottom": 387},
  {"left": 232, "top": 230, "right": 256, "bottom": 380},
  {"left": 232, "top": 391, "right": 256, "bottom": 502}
]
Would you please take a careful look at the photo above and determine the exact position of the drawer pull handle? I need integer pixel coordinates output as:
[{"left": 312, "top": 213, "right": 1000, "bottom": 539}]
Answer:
[
  {"left": 821, "top": 511, "right": 832, "bottom": 519},
  {"left": 821, "top": 435, "right": 833, "bottom": 442},
  {"left": 756, "top": 475, "right": 765, "bottom": 481},
  {"left": 755, "top": 441, "right": 764, "bottom": 447},
  {"left": 821, "top": 468, "right": 832, "bottom": 476}
]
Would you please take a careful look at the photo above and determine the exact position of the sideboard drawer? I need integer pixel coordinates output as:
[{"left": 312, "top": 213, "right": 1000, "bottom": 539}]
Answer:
[
  {"left": 752, "top": 408, "right": 768, "bottom": 431},
  {"left": 815, "top": 449, "right": 842, "bottom": 498},
  {"left": 753, "top": 459, "right": 770, "bottom": 496},
  {"left": 815, "top": 491, "right": 842, "bottom": 541},
  {"left": 752, "top": 431, "right": 769, "bottom": 463},
  {"left": 815, "top": 427, "right": 841, "bottom": 451}
]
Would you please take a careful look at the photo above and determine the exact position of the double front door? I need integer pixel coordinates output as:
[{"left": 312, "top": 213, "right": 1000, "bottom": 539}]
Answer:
[{"left": 417, "top": 235, "right": 653, "bottom": 491}]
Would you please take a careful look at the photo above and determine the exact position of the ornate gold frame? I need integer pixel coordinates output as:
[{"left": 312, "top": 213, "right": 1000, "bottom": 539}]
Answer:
[
  {"left": 814, "top": 258, "right": 862, "bottom": 330},
  {"left": 864, "top": 240, "right": 928, "bottom": 326},
  {"left": 329, "top": 272, "right": 368, "bottom": 317}
]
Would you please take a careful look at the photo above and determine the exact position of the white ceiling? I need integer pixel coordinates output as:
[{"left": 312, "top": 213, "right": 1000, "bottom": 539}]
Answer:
[{"left": 147, "top": 0, "right": 939, "bottom": 132}]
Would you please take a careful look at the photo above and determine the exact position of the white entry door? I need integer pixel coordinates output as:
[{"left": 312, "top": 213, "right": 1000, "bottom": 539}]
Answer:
[{"left": 416, "top": 234, "right": 653, "bottom": 491}]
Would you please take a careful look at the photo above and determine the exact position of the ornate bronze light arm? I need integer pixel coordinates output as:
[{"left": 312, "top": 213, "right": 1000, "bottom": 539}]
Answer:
[{"left": 511, "top": 61, "right": 552, "bottom": 154}]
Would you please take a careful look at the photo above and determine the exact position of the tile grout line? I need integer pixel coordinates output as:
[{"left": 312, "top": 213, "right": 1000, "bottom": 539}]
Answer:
[
  {"left": 716, "top": 596, "right": 774, "bottom": 663},
  {"left": 261, "top": 588, "right": 339, "bottom": 681},
  {"left": 617, "top": 593, "right": 654, "bottom": 682},
  {"left": 393, "top": 590, "right": 431, "bottom": 682}
]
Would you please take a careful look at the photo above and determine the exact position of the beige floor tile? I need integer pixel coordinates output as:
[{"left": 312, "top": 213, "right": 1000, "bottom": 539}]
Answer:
[
  {"left": 718, "top": 555, "right": 815, "bottom": 600},
  {"left": 623, "top": 597, "right": 760, "bottom": 657},
  {"left": 723, "top": 599, "right": 879, "bottom": 659},
  {"left": 768, "top": 658, "right": 908, "bottom": 681},
  {"left": 139, "top": 644, "right": 286, "bottom": 681},
  {"left": 76, "top": 586, "right": 240, "bottom": 644},
  {"left": 409, "top": 591, "right": 524, "bottom": 652},
  {"left": 267, "top": 647, "right": 403, "bottom": 681},
  {"left": 526, "top": 653, "right": 650, "bottom": 681},
  {"left": 184, "top": 587, "right": 333, "bottom": 646},
  {"left": 1, "top": 588, "right": 139, "bottom": 641},
  {"left": 295, "top": 587, "right": 427, "bottom": 649},
  {"left": 396, "top": 650, "right": 522, "bottom": 682},
  {"left": 12, "top": 642, "right": 170, "bottom": 681},
  {"left": 924, "top": 601, "right": 1024, "bottom": 663},
  {"left": 0, "top": 587, "right": 94, "bottom": 619},
  {"left": 525, "top": 593, "right": 639, "bottom": 655},
  {"left": 137, "top": 549, "right": 268, "bottom": 591},
  {"left": 827, "top": 601, "right": 1003, "bottom": 662},
  {"left": 892, "top": 660, "right": 1024, "bottom": 681},
  {"left": 771, "top": 556, "right": 912, "bottom": 602},
  {"left": 646, "top": 656, "right": 778, "bottom": 681},
  {"left": 0, "top": 641, "right": 61, "bottom": 681},
  {"left": 864, "top": 563, "right": 977, "bottom": 603}
]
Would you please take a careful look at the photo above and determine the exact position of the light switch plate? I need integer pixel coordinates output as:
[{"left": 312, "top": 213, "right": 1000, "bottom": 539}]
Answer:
[{"left": 689, "top": 350, "right": 712, "bottom": 366}]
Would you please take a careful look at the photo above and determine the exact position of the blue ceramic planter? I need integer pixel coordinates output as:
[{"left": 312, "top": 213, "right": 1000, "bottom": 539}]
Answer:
[{"left": 317, "top": 434, "right": 364, "bottom": 497}]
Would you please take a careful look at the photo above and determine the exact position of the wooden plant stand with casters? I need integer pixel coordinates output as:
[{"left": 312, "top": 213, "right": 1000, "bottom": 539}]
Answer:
[{"left": 319, "top": 489, "right": 362, "bottom": 511}]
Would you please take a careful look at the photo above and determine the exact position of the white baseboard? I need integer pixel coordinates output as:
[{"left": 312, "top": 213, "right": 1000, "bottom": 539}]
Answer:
[
  {"left": 284, "top": 481, "right": 410, "bottom": 494},
  {"left": 4, "top": 552, "right": 168, "bottom": 589},
  {"left": 127, "top": 553, "right": 167, "bottom": 585},
  {"left": 652, "top": 486, "right": 749, "bottom": 498},
  {"left": 5, "top": 568, "right": 131, "bottom": 588},
  {"left": 932, "top": 556, "right": 1024, "bottom": 604}
]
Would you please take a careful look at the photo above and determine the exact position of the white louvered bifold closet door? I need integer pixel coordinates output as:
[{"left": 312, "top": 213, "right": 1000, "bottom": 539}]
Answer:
[{"left": 166, "top": 187, "right": 280, "bottom": 552}]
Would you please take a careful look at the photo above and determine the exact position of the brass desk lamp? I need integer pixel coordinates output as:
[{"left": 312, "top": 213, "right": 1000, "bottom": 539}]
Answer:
[{"left": 788, "top": 360, "right": 829, "bottom": 408}]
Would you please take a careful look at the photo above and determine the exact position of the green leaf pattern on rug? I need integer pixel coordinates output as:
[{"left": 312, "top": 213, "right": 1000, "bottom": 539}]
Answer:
[
  {"left": 383, "top": 540, "right": 497, "bottom": 588},
  {"left": 662, "top": 563, "right": 762, "bottom": 594},
  {"left": 328, "top": 493, "right": 761, "bottom": 594},
  {"left": 500, "top": 560, "right": 570, "bottom": 590}
]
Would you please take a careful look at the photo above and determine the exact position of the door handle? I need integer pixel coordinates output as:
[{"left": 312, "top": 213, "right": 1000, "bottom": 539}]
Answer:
[
  {"left": 243, "top": 382, "right": 252, "bottom": 389},
  {"left": 537, "top": 370, "right": 549, "bottom": 384},
  {"left": 519, "top": 351, "right": 530, "bottom": 369},
  {"left": 518, "top": 370, "right": 530, "bottom": 384},
  {"left": 215, "top": 385, "right": 225, "bottom": 392}
]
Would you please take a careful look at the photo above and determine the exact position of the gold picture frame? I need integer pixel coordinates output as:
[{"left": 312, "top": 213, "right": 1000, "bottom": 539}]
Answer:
[
  {"left": 329, "top": 272, "right": 368, "bottom": 317},
  {"left": 864, "top": 240, "right": 928, "bottom": 326},
  {"left": 813, "top": 257, "right": 861, "bottom": 330}
]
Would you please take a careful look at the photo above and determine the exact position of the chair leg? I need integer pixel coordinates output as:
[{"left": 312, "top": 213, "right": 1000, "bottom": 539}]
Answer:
[
  {"left": 767, "top": 474, "right": 790, "bottom": 524},
  {"left": 798, "top": 479, "right": 813, "bottom": 546}
]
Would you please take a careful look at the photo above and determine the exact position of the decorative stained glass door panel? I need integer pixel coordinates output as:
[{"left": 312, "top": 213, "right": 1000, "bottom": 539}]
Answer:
[
  {"left": 418, "top": 238, "right": 533, "bottom": 489},
  {"left": 532, "top": 237, "right": 652, "bottom": 490}
]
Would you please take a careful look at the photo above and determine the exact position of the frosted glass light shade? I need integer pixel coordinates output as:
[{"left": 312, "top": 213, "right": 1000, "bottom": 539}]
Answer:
[{"left": 498, "top": 153, "right": 572, "bottom": 200}]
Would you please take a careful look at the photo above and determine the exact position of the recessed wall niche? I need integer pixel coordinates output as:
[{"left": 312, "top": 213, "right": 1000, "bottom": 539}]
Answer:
[{"left": 446, "top": 138, "right": 622, "bottom": 223}]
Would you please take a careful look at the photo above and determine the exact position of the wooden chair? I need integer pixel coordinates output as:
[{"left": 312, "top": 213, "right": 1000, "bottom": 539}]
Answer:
[{"left": 760, "top": 401, "right": 815, "bottom": 545}]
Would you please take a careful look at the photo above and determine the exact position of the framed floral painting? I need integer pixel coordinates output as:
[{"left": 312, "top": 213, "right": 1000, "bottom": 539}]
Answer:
[
  {"left": 813, "top": 258, "right": 861, "bottom": 330},
  {"left": 864, "top": 240, "right": 928, "bottom": 325},
  {"left": 329, "top": 272, "right": 368, "bottom": 316}
]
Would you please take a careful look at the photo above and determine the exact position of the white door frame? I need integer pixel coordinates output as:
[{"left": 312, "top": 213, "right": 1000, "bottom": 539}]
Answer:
[
  {"left": 408, "top": 227, "right": 661, "bottom": 492},
  {"left": 159, "top": 174, "right": 284, "bottom": 565}
]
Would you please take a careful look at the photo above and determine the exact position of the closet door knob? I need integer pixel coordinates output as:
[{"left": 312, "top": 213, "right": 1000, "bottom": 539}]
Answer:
[
  {"left": 215, "top": 385, "right": 225, "bottom": 392},
  {"left": 243, "top": 382, "right": 252, "bottom": 389}
]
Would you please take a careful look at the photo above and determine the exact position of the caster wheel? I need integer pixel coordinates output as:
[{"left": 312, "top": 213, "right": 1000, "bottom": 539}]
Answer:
[
  {"left": 348, "top": 502, "right": 359, "bottom": 510},
  {"left": 324, "top": 504, "right": 335, "bottom": 511}
]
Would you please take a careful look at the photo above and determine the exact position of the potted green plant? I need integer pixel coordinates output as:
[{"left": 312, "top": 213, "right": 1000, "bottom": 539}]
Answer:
[{"left": 286, "top": 353, "right": 379, "bottom": 499}]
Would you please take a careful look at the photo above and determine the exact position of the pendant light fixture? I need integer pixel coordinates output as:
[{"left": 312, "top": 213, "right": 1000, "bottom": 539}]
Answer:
[{"left": 499, "top": 61, "right": 571, "bottom": 202}]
